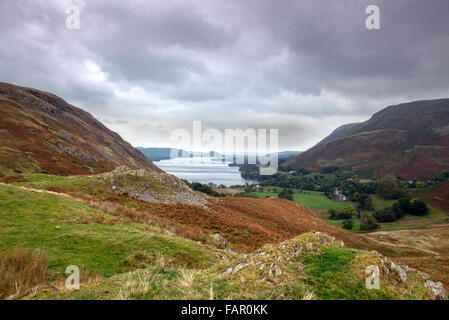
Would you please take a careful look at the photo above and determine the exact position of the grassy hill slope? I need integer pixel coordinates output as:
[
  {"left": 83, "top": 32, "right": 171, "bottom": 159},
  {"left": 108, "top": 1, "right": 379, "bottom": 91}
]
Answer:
[
  {"left": 1, "top": 174, "right": 447, "bottom": 299},
  {"left": 0, "top": 183, "right": 440, "bottom": 300},
  {"left": 0, "top": 82, "right": 159, "bottom": 175}
]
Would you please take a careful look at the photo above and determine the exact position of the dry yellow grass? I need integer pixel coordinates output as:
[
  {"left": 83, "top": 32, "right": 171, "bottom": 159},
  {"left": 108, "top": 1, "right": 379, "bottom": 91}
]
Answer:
[
  {"left": 365, "top": 224, "right": 449, "bottom": 290},
  {"left": 0, "top": 248, "right": 50, "bottom": 299}
]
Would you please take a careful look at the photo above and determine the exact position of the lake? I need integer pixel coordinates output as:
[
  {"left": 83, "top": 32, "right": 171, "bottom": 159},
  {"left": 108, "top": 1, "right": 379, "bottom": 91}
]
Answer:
[{"left": 153, "top": 157, "right": 254, "bottom": 186}]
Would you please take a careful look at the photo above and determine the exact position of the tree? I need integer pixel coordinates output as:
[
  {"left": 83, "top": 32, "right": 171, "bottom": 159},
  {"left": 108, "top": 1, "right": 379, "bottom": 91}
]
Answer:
[
  {"left": 322, "top": 166, "right": 339, "bottom": 174},
  {"left": 377, "top": 177, "right": 407, "bottom": 200},
  {"left": 360, "top": 214, "right": 379, "bottom": 231},
  {"left": 357, "top": 193, "right": 373, "bottom": 211},
  {"left": 342, "top": 219, "right": 354, "bottom": 230},
  {"left": 409, "top": 199, "right": 428, "bottom": 216},
  {"left": 278, "top": 190, "right": 293, "bottom": 201},
  {"left": 373, "top": 207, "right": 397, "bottom": 222},
  {"left": 328, "top": 207, "right": 353, "bottom": 220},
  {"left": 328, "top": 209, "right": 338, "bottom": 220},
  {"left": 392, "top": 198, "right": 411, "bottom": 219}
]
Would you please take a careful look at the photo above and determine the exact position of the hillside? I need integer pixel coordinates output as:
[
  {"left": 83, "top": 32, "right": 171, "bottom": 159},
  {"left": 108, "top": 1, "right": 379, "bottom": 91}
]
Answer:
[
  {"left": 411, "top": 181, "right": 449, "bottom": 213},
  {"left": 0, "top": 182, "right": 446, "bottom": 300},
  {"left": 285, "top": 99, "right": 449, "bottom": 179},
  {"left": 314, "top": 123, "right": 361, "bottom": 147},
  {"left": 0, "top": 82, "right": 159, "bottom": 175}
]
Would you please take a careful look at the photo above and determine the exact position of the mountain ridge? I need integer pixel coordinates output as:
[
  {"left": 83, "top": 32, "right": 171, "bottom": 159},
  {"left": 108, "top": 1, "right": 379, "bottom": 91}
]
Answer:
[
  {"left": 314, "top": 122, "right": 361, "bottom": 147},
  {"left": 285, "top": 99, "right": 449, "bottom": 179},
  {"left": 0, "top": 82, "right": 160, "bottom": 175}
]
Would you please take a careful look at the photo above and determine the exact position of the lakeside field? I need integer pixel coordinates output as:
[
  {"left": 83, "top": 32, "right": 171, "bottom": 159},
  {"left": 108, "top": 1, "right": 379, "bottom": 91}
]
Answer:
[
  {"left": 248, "top": 188, "right": 448, "bottom": 232},
  {"left": 249, "top": 188, "right": 353, "bottom": 210}
]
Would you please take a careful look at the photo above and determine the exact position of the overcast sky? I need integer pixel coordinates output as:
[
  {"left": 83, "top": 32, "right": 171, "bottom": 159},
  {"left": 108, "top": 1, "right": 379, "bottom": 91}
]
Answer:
[{"left": 1, "top": 0, "right": 449, "bottom": 152}]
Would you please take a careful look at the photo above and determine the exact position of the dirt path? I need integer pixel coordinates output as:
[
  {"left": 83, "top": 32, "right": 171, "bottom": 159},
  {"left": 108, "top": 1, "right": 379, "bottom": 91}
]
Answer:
[{"left": 0, "top": 182, "right": 82, "bottom": 201}]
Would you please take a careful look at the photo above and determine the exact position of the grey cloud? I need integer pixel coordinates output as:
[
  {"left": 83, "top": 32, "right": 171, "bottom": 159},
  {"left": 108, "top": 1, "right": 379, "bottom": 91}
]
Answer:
[{"left": 1, "top": 0, "right": 448, "bottom": 151}]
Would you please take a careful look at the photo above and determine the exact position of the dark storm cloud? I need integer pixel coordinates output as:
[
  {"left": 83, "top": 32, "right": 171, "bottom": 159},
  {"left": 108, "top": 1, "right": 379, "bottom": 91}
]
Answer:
[{"left": 1, "top": 0, "right": 448, "bottom": 150}]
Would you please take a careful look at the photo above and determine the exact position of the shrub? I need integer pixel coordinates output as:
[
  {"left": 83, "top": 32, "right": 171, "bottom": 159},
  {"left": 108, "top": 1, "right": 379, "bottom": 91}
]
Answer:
[
  {"left": 342, "top": 219, "right": 354, "bottom": 230},
  {"left": 234, "top": 192, "right": 259, "bottom": 198},
  {"left": 183, "top": 180, "right": 220, "bottom": 197},
  {"left": 322, "top": 166, "right": 339, "bottom": 174},
  {"left": 373, "top": 207, "right": 397, "bottom": 222},
  {"left": 360, "top": 214, "right": 379, "bottom": 231},
  {"left": 392, "top": 198, "right": 411, "bottom": 219},
  {"left": 0, "top": 248, "right": 50, "bottom": 299},
  {"left": 328, "top": 209, "right": 338, "bottom": 220},
  {"left": 409, "top": 199, "right": 429, "bottom": 216},
  {"left": 278, "top": 191, "right": 293, "bottom": 201},
  {"left": 1, "top": 174, "right": 27, "bottom": 184},
  {"left": 328, "top": 208, "right": 353, "bottom": 220}
]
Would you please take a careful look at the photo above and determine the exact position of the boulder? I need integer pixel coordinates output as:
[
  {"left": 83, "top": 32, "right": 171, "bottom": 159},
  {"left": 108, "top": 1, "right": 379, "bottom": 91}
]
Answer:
[{"left": 424, "top": 281, "right": 448, "bottom": 300}]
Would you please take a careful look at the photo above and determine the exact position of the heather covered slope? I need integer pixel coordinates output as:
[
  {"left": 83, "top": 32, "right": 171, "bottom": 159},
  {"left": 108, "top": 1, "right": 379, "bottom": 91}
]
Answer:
[
  {"left": 314, "top": 122, "right": 361, "bottom": 148},
  {"left": 0, "top": 183, "right": 445, "bottom": 300},
  {"left": 5, "top": 172, "right": 449, "bottom": 294},
  {"left": 285, "top": 99, "right": 449, "bottom": 179},
  {"left": 411, "top": 180, "right": 449, "bottom": 213},
  {"left": 0, "top": 82, "right": 159, "bottom": 175}
]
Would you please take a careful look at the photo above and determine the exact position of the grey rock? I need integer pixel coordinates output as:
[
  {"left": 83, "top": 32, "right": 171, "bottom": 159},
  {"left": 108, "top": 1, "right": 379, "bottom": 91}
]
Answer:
[
  {"left": 291, "top": 247, "right": 303, "bottom": 258},
  {"left": 268, "top": 263, "right": 282, "bottom": 277},
  {"left": 211, "top": 233, "right": 228, "bottom": 245},
  {"left": 424, "top": 281, "right": 448, "bottom": 300},
  {"left": 232, "top": 262, "right": 249, "bottom": 274},
  {"left": 222, "top": 267, "right": 233, "bottom": 275},
  {"left": 390, "top": 261, "right": 407, "bottom": 282}
]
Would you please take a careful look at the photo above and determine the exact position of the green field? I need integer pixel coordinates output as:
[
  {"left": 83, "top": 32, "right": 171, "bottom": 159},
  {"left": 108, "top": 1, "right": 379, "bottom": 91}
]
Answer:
[
  {"left": 323, "top": 195, "right": 448, "bottom": 232},
  {"left": 250, "top": 189, "right": 352, "bottom": 210},
  {"left": 251, "top": 189, "right": 449, "bottom": 233},
  {"left": 370, "top": 195, "right": 395, "bottom": 210}
]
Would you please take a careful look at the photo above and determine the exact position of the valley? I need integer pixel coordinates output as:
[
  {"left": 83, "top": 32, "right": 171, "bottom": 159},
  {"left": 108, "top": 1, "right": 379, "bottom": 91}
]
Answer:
[
  {"left": 1, "top": 82, "right": 448, "bottom": 301},
  {"left": 0, "top": 179, "right": 446, "bottom": 300}
]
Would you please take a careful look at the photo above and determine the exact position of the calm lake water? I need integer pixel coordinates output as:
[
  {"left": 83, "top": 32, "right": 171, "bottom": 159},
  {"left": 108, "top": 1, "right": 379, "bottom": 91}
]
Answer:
[{"left": 153, "top": 157, "right": 254, "bottom": 186}]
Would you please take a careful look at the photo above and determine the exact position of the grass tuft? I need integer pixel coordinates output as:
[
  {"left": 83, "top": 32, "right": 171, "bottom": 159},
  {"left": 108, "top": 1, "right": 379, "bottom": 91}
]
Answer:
[{"left": 0, "top": 248, "right": 50, "bottom": 299}]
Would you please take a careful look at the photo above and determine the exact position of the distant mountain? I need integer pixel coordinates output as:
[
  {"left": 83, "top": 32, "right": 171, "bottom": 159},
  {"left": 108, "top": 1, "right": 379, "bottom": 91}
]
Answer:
[
  {"left": 137, "top": 147, "right": 220, "bottom": 161},
  {"left": 138, "top": 148, "right": 300, "bottom": 163},
  {"left": 274, "top": 150, "right": 302, "bottom": 160},
  {"left": 285, "top": 99, "right": 449, "bottom": 179},
  {"left": 137, "top": 147, "right": 182, "bottom": 161},
  {"left": 314, "top": 123, "right": 361, "bottom": 147},
  {"left": 0, "top": 82, "right": 160, "bottom": 175}
]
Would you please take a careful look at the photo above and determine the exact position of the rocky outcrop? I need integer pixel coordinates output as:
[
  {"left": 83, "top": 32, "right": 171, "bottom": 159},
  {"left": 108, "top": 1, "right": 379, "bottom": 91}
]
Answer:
[
  {"left": 218, "top": 232, "right": 448, "bottom": 300},
  {"left": 424, "top": 281, "right": 447, "bottom": 300},
  {"left": 101, "top": 166, "right": 210, "bottom": 207},
  {"left": 209, "top": 233, "right": 233, "bottom": 251}
]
